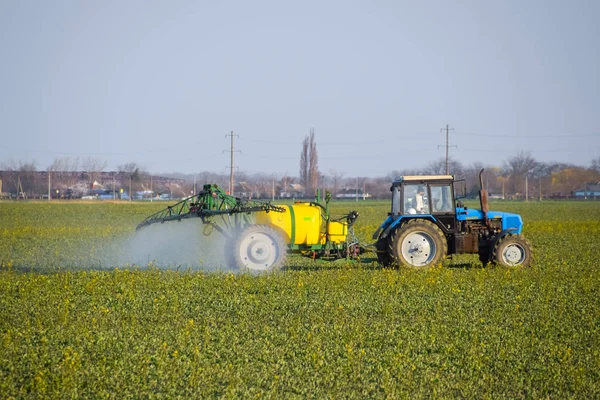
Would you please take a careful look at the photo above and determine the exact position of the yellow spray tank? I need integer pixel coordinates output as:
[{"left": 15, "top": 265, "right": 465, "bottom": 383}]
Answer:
[
  {"left": 256, "top": 203, "right": 323, "bottom": 246},
  {"left": 255, "top": 202, "right": 350, "bottom": 246},
  {"left": 255, "top": 191, "right": 358, "bottom": 249}
]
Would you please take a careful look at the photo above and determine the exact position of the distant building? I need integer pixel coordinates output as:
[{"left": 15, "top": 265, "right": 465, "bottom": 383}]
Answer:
[
  {"left": 0, "top": 170, "right": 184, "bottom": 199},
  {"left": 573, "top": 183, "right": 600, "bottom": 198},
  {"left": 280, "top": 183, "right": 305, "bottom": 198},
  {"left": 335, "top": 188, "right": 371, "bottom": 200}
]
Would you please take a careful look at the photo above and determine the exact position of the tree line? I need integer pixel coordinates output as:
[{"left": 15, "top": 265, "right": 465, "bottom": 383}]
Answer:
[{"left": 1, "top": 149, "right": 600, "bottom": 200}]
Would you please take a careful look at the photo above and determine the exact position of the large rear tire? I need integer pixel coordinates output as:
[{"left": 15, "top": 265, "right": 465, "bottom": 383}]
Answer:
[
  {"left": 233, "top": 225, "right": 286, "bottom": 272},
  {"left": 492, "top": 234, "right": 533, "bottom": 268},
  {"left": 375, "top": 237, "right": 393, "bottom": 267},
  {"left": 391, "top": 219, "right": 447, "bottom": 269}
]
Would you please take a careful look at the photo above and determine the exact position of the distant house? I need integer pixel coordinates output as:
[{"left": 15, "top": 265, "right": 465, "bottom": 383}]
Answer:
[
  {"left": 133, "top": 190, "right": 155, "bottom": 200},
  {"left": 573, "top": 183, "right": 600, "bottom": 198},
  {"left": 335, "top": 188, "right": 371, "bottom": 200},
  {"left": 85, "top": 188, "right": 129, "bottom": 200},
  {"left": 236, "top": 182, "right": 254, "bottom": 198},
  {"left": 280, "top": 183, "right": 305, "bottom": 199}
]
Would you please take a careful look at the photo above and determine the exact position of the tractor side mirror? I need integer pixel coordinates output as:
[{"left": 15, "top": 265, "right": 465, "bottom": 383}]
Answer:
[{"left": 453, "top": 180, "right": 467, "bottom": 199}]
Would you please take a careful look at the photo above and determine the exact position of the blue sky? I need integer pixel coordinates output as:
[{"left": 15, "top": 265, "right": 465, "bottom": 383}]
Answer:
[{"left": 1, "top": 0, "right": 598, "bottom": 177}]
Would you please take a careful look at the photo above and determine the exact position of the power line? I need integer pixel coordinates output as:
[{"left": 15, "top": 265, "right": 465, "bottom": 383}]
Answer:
[
  {"left": 459, "top": 147, "right": 586, "bottom": 154},
  {"left": 460, "top": 132, "right": 598, "bottom": 138}
]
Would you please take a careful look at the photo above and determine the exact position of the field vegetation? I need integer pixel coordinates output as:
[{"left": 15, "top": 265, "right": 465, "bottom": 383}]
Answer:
[{"left": 1, "top": 200, "right": 599, "bottom": 398}]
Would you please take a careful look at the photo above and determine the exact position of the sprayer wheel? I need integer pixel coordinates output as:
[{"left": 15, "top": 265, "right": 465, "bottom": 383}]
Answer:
[{"left": 233, "top": 225, "right": 286, "bottom": 272}]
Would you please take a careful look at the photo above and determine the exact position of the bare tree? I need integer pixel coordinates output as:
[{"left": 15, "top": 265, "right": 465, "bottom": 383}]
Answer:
[
  {"left": 49, "top": 156, "right": 80, "bottom": 173},
  {"left": 463, "top": 161, "right": 486, "bottom": 196},
  {"left": 425, "top": 157, "right": 464, "bottom": 176},
  {"left": 329, "top": 169, "right": 344, "bottom": 196},
  {"left": 280, "top": 173, "right": 291, "bottom": 197},
  {"left": 502, "top": 151, "right": 538, "bottom": 196},
  {"left": 370, "top": 176, "right": 393, "bottom": 199},
  {"left": 0, "top": 159, "right": 38, "bottom": 196},
  {"left": 82, "top": 157, "right": 108, "bottom": 188},
  {"left": 386, "top": 167, "right": 421, "bottom": 181},
  {"left": 299, "top": 128, "right": 319, "bottom": 196},
  {"left": 118, "top": 162, "right": 146, "bottom": 193},
  {"left": 591, "top": 156, "right": 600, "bottom": 173},
  {"left": 300, "top": 136, "right": 309, "bottom": 192},
  {"left": 118, "top": 162, "right": 139, "bottom": 175},
  {"left": 49, "top": 157, "right": 80, "bottom": 188},
  {"left": 308, "top": 130, "right": 319, "bottom": 194}
]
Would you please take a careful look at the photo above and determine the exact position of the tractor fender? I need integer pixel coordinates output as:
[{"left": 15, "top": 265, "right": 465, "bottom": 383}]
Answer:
[
  {"left": 378, "top": 215, "right": 438, "bottom": 240},
  {"left": 371, "top": 215, "right": 393, "bottom": 240},
  {"left": 371, "top": 225, "right": 384, "bottom": 240}
]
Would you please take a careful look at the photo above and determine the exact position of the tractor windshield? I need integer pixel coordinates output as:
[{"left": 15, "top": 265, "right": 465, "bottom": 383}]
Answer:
[{"left": 404, "top": 184, "right": 429, "bottom": 214}]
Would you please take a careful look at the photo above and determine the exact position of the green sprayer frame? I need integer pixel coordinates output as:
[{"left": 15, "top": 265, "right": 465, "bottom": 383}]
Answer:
[{"left": 136, "top": 184, "right": 285, "bottom": 235}]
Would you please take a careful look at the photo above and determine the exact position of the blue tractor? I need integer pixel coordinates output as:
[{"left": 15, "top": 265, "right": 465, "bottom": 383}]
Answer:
[{"left": 373, "top": 170, "right": 532, "bottom": 268}]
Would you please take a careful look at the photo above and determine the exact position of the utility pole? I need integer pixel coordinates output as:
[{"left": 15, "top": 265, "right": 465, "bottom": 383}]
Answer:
[
  {"left": 363, "top": 180, "right": 366, "bottom": 200},
  {"left": 438, "top": 124, "right": 456, "bottom": 174},
  {"left": 17, "top": 176, "right": 24, "bottom": 199},
  {"left": 224, "top": 131, "right": 240, "bottom": 195},
  {"left": 48, "top": 170, "right": 51, "bottom": 201}
]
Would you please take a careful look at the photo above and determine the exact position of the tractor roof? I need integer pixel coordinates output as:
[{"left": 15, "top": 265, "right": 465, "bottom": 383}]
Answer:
[{"left": 394, "top": 175, "right": 454, "bottom": 184}]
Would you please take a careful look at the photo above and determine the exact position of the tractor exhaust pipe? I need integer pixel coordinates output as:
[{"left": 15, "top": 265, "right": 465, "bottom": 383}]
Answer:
[{"left": 479, "top": 169, "right": 490, "bottom": 224}]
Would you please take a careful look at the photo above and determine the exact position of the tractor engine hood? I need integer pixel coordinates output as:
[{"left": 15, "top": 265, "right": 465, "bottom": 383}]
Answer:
[{"left": 457, "top": 208, "right": 523, "bottom": 234}]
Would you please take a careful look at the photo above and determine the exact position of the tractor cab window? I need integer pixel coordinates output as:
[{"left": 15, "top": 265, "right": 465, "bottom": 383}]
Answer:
[
  {"left": 391, "top": 185, "right": 401, "bottom": 215},
  {"left": 403, "top": 184, "right": 429, "bottom": 214},
  {"left": 430, "top": 185, "right": 453, "bottom": 213}
]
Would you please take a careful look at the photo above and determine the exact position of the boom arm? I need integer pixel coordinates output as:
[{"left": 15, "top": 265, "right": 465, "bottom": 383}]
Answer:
[{"left": 136, "top": 184, "right": 285, "bottom": 231}]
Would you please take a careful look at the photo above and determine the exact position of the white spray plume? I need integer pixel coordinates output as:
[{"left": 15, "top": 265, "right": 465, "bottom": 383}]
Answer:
[{"left": 121, "top": 219, "right": 234, "bottom": 271}]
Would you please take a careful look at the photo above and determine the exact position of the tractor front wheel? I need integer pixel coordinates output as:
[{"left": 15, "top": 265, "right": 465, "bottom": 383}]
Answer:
[
  {"left": 391, "top": 220, "right": 447, "bottom": 269},
  {"left": 233, "top": 225, "right": 286, "bottom": 272},
  {"left": 492, "top": 234, "right": 533, "bottom": 268}
]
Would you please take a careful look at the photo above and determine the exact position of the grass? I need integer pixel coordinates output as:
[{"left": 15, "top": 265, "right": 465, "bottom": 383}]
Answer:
[{"left": 0, "top": 200, "right": 599, "bottom": 398}]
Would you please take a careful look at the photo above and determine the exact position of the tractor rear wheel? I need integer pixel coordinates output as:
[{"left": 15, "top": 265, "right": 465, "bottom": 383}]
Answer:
[
  {"left": 391, "top": 220, "right": 447, "bottom": 269},
  {"left": 375, "top": 237, "right": 393, "bottom": 267},
  {"left": 492, "top": 234, "right": 533, "bottom": 268},
  {"left": 233, "top": 225, "right": 286, "bottom": 272}
]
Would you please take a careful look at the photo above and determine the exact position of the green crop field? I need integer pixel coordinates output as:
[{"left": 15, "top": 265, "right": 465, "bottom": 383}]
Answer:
[{"left": 1, "top": 200, "right": 599, "bottom": 398}]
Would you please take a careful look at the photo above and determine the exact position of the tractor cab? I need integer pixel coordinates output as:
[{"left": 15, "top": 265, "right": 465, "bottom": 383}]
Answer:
[
  {"left": 391, "top": 175, "right": 456, "bottom": 214},
  {"left": 392, "top": 175, "right": 455, "bottom": 215},
  {"left": 389, "top": 175, "right": 459, "bottom": 234}
]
